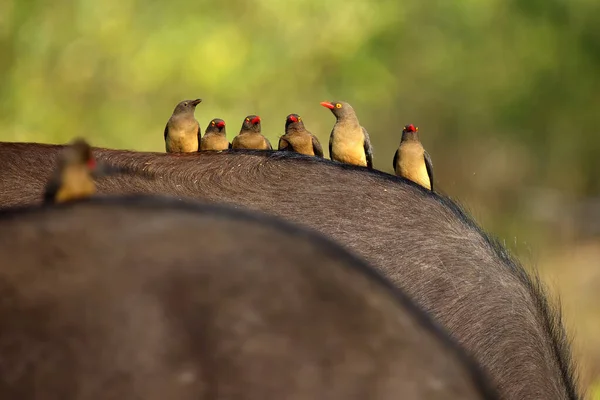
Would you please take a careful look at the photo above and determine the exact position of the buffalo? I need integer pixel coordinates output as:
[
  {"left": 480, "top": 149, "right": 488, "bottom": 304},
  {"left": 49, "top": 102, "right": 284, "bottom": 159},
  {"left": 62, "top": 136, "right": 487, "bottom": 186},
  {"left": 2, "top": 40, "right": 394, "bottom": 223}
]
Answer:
[
  {"left": 0, "top": 142, "right": 582, "bottom": 400},
  {"left": 0, "top": 196, "right": 497, "bottom": 399}
]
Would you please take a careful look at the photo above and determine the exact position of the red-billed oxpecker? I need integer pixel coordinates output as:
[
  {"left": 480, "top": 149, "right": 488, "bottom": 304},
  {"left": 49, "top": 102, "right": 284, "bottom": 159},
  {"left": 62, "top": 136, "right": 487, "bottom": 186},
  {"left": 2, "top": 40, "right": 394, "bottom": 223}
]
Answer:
[
  {"left": 278, "top": 113, "right": 324, "bottom": 157},
  {"left": 393, "top": 124, "right": 434, "bottom": 191},
  {"left": 200, "top": 118, "right": 231, "bottom": 151},
  {"left": 231, "top": 115, "right": 272, "bottom": 150},
  {"left": 43, "top": 138, "right": 99, "bottom": 204},
  {"left": 164, "top": 98, "right": 202, "bottom": 153},
  {"left": 320, "top": 100, "right": 373, "bottom": 169}
]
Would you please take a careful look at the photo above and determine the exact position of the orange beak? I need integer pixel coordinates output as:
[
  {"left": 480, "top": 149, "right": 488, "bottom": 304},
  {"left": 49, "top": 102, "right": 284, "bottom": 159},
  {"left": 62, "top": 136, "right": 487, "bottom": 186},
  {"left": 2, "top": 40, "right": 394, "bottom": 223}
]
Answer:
[{"left": 320, "top": 101, "right": 335, "bottom": 110}]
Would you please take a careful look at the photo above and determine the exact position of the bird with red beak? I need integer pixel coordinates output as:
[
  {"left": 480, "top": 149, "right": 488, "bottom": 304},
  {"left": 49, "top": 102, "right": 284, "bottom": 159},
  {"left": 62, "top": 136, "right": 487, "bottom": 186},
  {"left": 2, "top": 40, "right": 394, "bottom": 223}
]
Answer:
[
  {"left": 164, "top": 98, "right": 202, "bottom": 153},
  {"left": 232, "top": 115, "right": 272, "bottom": 150},
  {"left": 200, "top": 118, "right": 231, "bottom": 151},
  {"left": 393, "top": 124, "right": 434, "bottom": 191},
  {"left": 43, "top": 138, "right": 104, "bottom": 204},
  {"left": 320, "top": 101, "right": 373, "bottom": 169},
  {"left": 278, "top": 114, "right": 323, "bottom": 157}
]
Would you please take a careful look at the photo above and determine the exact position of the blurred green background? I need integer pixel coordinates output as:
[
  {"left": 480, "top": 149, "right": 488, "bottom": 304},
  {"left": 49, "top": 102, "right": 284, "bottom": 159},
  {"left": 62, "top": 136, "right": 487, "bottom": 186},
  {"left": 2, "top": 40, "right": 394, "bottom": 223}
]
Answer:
[{"left": 1, "top": 0, "right": 599, "bottom": 395}]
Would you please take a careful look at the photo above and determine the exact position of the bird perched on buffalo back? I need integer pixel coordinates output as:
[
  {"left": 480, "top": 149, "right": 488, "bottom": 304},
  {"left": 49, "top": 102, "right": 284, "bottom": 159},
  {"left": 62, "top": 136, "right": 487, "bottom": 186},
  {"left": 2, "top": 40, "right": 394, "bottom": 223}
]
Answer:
[
  {"left": 231, "top": 115, "right": 272, "bottom": 150},
  {"left": 393, "top": 124, "right": 434, "bottom": 191},
  {"left": 164, "top": 98, "right": 202, "bottom": 153},
  {"left": 200, "top": 118, "right": 231, "bottom": 151},
  {"left": 278, "top": 114, "right": 323, "bottom": 157},
  {"left": 320, "top": 101, "right": 373, "bottom": 169},
  {"left": 43, "top": 138, "right": 99, "bottom": 204}
]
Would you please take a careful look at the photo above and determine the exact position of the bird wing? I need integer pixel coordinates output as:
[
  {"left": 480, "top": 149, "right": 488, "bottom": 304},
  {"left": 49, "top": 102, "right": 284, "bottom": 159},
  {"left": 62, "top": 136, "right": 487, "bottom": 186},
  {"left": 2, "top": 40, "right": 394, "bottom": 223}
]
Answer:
[
  {"left": 265, "top": 137, "right": 273, "bottom": 150},
  {"left": 424, "top": 150, "right": 434, "bottom": 192},
  {"left": 196, "top": 122, "right": 202, "bottom": 152},
  {"left": 278, "top": 136, "right": 289, "bottom": 151},
  {"left": 43, "top": 168, "right": 63, "bottom": 204},
  {"left": 43, "top": 179, "right": 60, "bottom": 204},
  {"left": 312, "top": 135, "right": 324, "bottom": 158},
  {"left": 328, "top": 129, "right": 334, "bottom": 160},
  {"left": 362, "top": 127, "right": 374, "bottom": 169},
  {"left": 393, "top": 148, "right": 399, "bottom": 171}
]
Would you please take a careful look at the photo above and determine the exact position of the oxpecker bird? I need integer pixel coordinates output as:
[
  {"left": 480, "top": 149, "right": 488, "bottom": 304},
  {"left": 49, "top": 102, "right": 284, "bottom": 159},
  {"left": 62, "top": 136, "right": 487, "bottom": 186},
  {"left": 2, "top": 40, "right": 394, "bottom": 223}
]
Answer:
[
  {"left": 320, "top": 101, "right": 373, "bottom": 169},
  {"left": 278, "top": 114, "right": 323, "bottom": 157},
  {"left": 200, "top": 118, "right": 231, "bottom": 151},
  {"left": 43, "top": 138, "right": 98, "bottom": 204},
  {"left": 393, "top": 124, "right": 434, "bottom": 191},
  {"left": 231, "top": 115, "right": 272, "bottom": 150},
  {"left": 164, "top": 98, "right": 202, "bottom": 153}
]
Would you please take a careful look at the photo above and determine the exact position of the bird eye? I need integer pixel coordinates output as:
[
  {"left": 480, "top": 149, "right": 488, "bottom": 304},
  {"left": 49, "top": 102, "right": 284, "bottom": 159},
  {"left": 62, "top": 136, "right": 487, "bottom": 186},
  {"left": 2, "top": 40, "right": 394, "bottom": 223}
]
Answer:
[
  {"left": 184, "top": 103, "right": 188, "bottom": 107},
  {"left": 211, "top": 121, "right": 215, "bottom": 126},
  {"left": 245, "top": 118, "right": 249, "bottom": 122},
  {"left": 335, "top": 103, "right": 342, "bottom": 109},
  {"left": 298, "top": 117, "right": 302, "bottom": 121}
]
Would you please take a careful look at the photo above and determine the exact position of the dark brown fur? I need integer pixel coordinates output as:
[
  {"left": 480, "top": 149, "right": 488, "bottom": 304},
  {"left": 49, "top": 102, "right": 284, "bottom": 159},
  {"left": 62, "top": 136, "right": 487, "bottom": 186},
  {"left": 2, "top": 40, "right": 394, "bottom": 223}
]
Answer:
[
  {"left": 0, "top": 142, "right": 582, "bottom": 400},
  {"left": 0, "top": 196, "right": 497, "bottom": 400}
]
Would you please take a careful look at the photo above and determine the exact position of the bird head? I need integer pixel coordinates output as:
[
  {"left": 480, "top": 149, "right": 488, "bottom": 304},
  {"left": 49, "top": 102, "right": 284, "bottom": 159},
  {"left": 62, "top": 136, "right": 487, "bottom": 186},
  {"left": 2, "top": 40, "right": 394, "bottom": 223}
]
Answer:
[
  {"left": 63, "top": 138, "right": 129, "bottom": 178},
  {"left": 206, "top": 118, "right": 226, "bottom": 135},
  {"left": 241, "top": 115, "right": 261, "bottom": 132},
  {"left": 320, "top": 101, "right": 354, "bottom": 119},
  {"left": 60, "top": 138, "right": 96, "bottom": 171},
  {"left": 401, "top": 124, "right": 420, "bottom": 141},
  {"left": 403, "top": 124, "right": 418, "bottom": 133},
  {"left": 172, "top": 98, "right": 202, "bottom": 115},
  {"left": 285, "top": 114, "right": 304, "bottom": 131}
]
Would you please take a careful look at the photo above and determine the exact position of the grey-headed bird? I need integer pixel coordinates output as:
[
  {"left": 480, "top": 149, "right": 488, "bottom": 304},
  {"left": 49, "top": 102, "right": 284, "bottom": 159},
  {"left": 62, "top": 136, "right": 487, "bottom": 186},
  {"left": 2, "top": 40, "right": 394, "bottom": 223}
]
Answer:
[
  {"left": 393, "top": 124, "right": 433, "bottom": 191},
  {"left": 278, "top": 114, "right": 323, "bottom": 157},
  {"left": 200, "top": 118, "right": 230, "bottom": 151},
  {"left": 320, "top": 101, "right": 373, "bottom": 169},
  {"left": 43, "top": 139, "right": 98, "bottom": 204},
  {"left": 232, "top": 115, "right": 272, "bottom": 150},
  {"left": 164, "top": 98, "right": 202, "bottom": 153}
]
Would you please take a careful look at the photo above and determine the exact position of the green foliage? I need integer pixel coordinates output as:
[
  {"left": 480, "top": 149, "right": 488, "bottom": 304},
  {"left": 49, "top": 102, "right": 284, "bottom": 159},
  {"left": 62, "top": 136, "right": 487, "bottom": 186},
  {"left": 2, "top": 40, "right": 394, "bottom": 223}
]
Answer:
[{"left": 1, "top": 0, "right": 599, "bottom": 223}]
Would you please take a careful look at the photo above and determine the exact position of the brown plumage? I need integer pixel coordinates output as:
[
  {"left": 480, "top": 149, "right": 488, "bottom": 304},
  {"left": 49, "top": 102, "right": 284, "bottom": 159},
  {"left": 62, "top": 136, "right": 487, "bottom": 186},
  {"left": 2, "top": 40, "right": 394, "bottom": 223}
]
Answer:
[
  {"left": 321, "top": 101, "right": 373, "bottom": 168},
  {"left": 43, "top": 138, "right": 98, "bottom": 204},
  {"left": 164, "top": 99, "right": 202, "bottom": 153},
  {"left": 200, "top": 118, "right": 231, "bottom": 151},
  {"left": 277, "top": 114, "right": 323, "bottom": 157},
  {"left": 393, "top": 124, "right": 434, "bottom": 191},
  {"left": 231, "top": 115, "right": 272, "bottom": 150}
]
